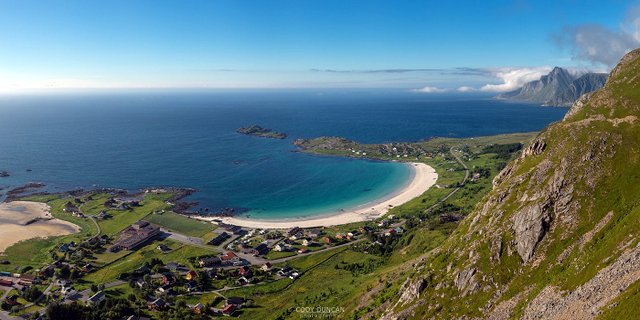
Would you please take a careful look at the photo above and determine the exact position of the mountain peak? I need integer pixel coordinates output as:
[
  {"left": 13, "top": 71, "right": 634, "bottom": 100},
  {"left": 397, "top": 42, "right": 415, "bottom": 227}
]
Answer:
[{"left": 497, "top": 66, "right": 607, "bottom": 106}]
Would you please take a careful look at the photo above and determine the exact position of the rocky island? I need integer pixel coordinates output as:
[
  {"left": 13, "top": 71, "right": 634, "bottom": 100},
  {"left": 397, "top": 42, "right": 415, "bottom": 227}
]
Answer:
[{"left": 237, "top": 125, "right": 287, "bottom": 139}]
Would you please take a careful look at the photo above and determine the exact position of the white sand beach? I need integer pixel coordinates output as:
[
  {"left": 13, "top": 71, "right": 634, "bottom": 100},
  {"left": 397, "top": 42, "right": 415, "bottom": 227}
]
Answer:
[
  {"left": 0, "top": 201, "right": 80, "bottom": 253},
  {"left": 194, "top": 162, "right": 438, "bottom": 229}
]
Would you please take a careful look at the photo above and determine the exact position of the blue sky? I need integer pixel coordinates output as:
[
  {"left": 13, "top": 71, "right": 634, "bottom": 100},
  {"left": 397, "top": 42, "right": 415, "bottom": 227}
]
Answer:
[{"left": 0, "top": 0, "right": 638, "bottom": 92}]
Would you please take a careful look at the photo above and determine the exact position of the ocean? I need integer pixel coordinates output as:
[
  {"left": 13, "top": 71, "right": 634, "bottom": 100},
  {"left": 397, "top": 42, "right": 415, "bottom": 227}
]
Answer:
[{"left": 0, "top": 90, "right": 568, "bottom": 220}]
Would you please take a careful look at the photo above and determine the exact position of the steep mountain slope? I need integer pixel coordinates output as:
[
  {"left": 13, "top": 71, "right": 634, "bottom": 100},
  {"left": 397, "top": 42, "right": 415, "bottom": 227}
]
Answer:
[
  {"left": 498, "top": 67, "right": 608, "bottom": 106},
  {"left": 380, "top": 49, "right": 640, "bottom": 319}
]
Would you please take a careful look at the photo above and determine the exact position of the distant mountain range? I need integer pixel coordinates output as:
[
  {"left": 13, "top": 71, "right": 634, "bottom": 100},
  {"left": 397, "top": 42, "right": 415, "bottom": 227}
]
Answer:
[{"left": 497, "top": 67, "right": 608, "bottom": 106}]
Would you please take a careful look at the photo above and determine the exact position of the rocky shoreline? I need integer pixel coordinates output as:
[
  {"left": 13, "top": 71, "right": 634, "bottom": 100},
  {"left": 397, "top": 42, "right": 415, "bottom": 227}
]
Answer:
[
  {"left": 237, "top": 125, "right": 287, "bottom": 139},
  {"left": 0, "top": 182, "right": 250, "bottom": 221}
]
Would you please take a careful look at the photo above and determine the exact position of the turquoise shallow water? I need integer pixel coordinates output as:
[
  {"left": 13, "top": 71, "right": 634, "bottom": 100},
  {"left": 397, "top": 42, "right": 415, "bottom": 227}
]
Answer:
[{"left": 0, "top": 90, "right": 567, "bottom": 219}]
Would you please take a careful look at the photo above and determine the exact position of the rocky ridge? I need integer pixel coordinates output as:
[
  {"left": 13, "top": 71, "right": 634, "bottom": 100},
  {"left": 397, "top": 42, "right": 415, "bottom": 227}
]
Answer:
[{"left": 378, "top": 49, "right": 640, "bottom": 319}]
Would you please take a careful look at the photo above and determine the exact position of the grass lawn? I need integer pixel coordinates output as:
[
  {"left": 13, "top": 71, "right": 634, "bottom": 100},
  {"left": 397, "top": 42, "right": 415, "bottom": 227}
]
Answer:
[
  {"left": 225, "top": 248, "right": 384, "bottom": 319},
  {"left": 97, "top": 196, "right": 170, "bottom": 237},
  {"left": 144, "top": 211, "right": 215, "bottom": 237}
]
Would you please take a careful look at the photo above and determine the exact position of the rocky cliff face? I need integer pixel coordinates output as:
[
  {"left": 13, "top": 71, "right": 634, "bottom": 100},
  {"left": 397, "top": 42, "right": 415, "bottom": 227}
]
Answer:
[
  {"left": 378, "top": 49, "right": 640, "bottom": 319},
  {"left": 498, "top": 67, "right": 608, "bottom": 106}
]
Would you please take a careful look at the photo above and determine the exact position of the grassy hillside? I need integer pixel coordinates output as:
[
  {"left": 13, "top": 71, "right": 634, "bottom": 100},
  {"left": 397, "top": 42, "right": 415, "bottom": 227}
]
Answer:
[{"left": 378, "top": 49, "right": 640, "bottom": 319}]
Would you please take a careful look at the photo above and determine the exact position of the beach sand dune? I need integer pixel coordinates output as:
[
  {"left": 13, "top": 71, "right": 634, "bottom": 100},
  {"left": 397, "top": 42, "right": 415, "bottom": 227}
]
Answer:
[
  {"left": 0, "top": 201, "right": 80, "bottom": 253},
  {"left": 195, "top": 162, "right": 438, "bottom": 229}
]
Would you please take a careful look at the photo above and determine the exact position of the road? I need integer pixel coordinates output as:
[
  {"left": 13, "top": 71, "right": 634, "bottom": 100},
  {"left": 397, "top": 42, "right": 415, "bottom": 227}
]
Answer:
[
  {"left": 234, "top": 238, "right": 367, "bottom": 266},
  {"left": 423, "top": 147, "right": 470, "bottom": 214},
  {"left": 77, "top": 202, "right": 101, "bottom": 239}
]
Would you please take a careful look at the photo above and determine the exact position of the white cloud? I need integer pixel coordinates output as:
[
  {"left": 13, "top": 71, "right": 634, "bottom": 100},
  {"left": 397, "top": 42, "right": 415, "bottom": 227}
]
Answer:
[
  {"left": 480, "top": 67, "right": 551, "bottom": 92},
  {"left": 457, "top": 86, "right": 476, "bottom": 92},
  {"left": 413, "top": 86, "right": 450, "bottom": 93},
  {"left": 553, "top": 5, "right": 640, "bottom": 67}
]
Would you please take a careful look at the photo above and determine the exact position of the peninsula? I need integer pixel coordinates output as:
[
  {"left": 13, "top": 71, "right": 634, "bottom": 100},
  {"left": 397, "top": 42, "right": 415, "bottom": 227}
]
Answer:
[{"left": 236, "top": 125, "right": 287, "bottom": 139}]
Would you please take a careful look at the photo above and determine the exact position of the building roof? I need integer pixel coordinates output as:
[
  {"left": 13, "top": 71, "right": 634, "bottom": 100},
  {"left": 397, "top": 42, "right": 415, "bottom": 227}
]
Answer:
[
  {"left": 88, "top": 291, "right": 105, "bottom": 303},
  {"left": 221, "top": 251, "right": 238, "bottom": 260}
]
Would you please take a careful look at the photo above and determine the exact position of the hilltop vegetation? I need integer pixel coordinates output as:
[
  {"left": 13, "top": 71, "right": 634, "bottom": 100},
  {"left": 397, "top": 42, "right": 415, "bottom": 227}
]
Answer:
[{"left": 376, "top": 49, "right": 640, "bottom": 319}]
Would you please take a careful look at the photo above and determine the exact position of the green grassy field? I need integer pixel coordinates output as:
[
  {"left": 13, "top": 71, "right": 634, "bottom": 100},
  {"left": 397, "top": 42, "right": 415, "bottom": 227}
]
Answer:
[
  {"left": 97, "top": 194, "right": 172, "bottom": 236},
  {"left": 144, "top": 211, "right": 215, "bottom": 237},
  {"left": 224, "top": 248, "right": 387, "bottom": 319}
]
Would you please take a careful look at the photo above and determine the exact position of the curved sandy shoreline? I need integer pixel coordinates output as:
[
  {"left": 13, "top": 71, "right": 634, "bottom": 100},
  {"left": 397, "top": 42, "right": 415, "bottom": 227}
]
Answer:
[
  {"left": 194, "top": 162, "right": 438, "bottom": 229},
  {"left": 0, "top": 201, "right": 81, "bottom": 253}
]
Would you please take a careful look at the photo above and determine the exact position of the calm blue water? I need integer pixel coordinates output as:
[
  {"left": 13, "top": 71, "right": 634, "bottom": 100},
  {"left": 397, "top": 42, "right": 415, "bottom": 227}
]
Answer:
[{"left": 0, "top": 90, "right": 567, "bottom": 220}]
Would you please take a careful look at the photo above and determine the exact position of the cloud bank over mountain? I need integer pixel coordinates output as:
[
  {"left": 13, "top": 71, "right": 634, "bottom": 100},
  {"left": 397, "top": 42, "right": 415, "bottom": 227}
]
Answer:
[{"left": 553, "top": 5, "right": 640, "bottom": 67}]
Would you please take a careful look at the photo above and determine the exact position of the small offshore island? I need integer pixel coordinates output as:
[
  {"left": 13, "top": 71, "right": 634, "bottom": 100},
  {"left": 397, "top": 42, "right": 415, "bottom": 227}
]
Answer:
[{"left": 236, "top": 125, "right": 287, "bottom": 139}]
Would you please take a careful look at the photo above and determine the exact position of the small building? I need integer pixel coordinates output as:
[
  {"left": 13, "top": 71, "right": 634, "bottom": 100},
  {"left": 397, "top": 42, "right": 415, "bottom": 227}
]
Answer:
[
  {"left": 192, "top": 303, "right": 206, "bottom": 314},
  {"left": 359, "top": 226, "right": 373, "bottom": 234},
  {"left": 162, "top": 273, "right": 176, "bottom": 285},
  {"left": 239, "top": 266, "right": 252, "bottom": 278},
  {"left": 226, "top": 297, "right": 245, "bottom": 306},
  {"left": 251, "top": 243, "right": 269, "bottom": 256},
  {"left": 59, "top": 243, "right": 71, "bottom": 253},
  {"left": 149, "top": 298, "right": 168, "bottom": 310},
  {"left": 185, "top": 281, "right": 198, "bottom": 292},
  {"left": 221, "top": 251, "right": 240, "bottom": 263},
  {"left": 222, "top": 224, "right": 243, "bottom": 234},
  {"left": 321, "top": 237, "right": 333, "bottom": 244},
  {"left": 277, "top": 266, "right": 293, "bottom": 277},
  {"left": 157, "top": 244, "right": 171, "bottom": 253},
  {"left": 135, "top": 279, "right": 146, "bottom": 288},
  {"left": 306, "top": 228, "right": 322, "bottom": 238},
  {"left": 87, "top": 291, "right": 105, "bottom": 305},
  {"left": 384, "top": 228, "right": 397, "bottom": 236},
  {"left": 0, "top": 279, "right": 12, "bottom": 287},
  {"left": 19, "top": 274, "right": 37, "bottom": 285},
  {"left": 199, "top": 256, "right": 221, "bottom": 267},
  {"left": 156, "top": 284, "right": 173, "bottom": 295},
  {"left": 274, "top": 243, "right": 290, "bottom": 252},
  {"left": 235, "top": 276, "right": 249, "bottom": 286},
  {"left": 289, "top": 232, "right": 304, "bottom": 241},
  {"left": 222, "top": 304, "right": 237, "bottom": 316},
  {"left": 96, "top": 210, "right": 112, "bottom": 219},
  {"left": 207, "top": 232, "right": 231, "bottom": 245},
  {"left": 261, "top": 262, "right": 273, "bottom": 271},
  {"left": 287, "top": 226, "right": 301, "bottom": 237},
  {"left": 185, "top": 270, "right": 198, "bottom": 281},
  {"left": 5, "top": 295, "right": 18, "bottom": 306},
  {"left": 302, "top": 239, "right": 311, "bottom": 246}
]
